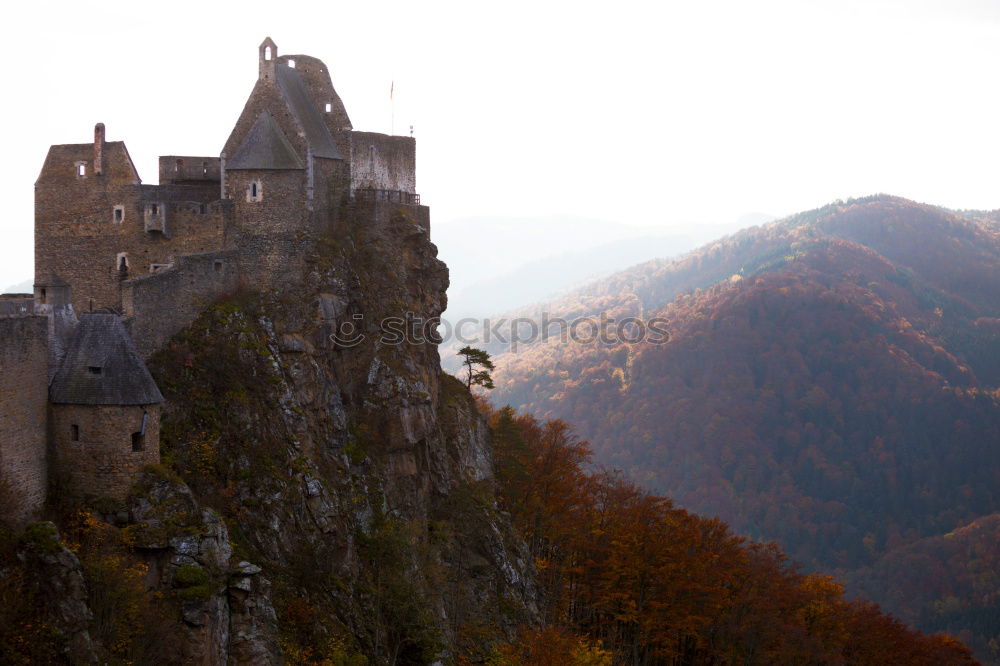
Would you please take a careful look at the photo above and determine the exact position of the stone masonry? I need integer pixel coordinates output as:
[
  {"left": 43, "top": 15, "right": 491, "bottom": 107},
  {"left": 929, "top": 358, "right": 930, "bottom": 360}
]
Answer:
[{"left": 0, "top": 38, "right": 429, "bottom": 517}]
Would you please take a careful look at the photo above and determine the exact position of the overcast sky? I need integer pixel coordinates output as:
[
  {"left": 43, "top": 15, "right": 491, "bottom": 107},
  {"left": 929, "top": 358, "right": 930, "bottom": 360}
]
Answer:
[{"left": 3, "top": 0, "right": 1000, "bottom": 290}]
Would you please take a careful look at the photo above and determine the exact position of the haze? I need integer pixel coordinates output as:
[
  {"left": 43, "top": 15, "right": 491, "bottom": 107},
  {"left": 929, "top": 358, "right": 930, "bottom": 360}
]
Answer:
[{"left": 4, "top": 0, "right": 1000, "bottom": 297}]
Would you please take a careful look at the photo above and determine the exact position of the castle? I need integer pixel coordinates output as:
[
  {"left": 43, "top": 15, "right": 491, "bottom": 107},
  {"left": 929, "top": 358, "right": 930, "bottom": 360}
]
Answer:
[{"left": 0, "top": 38, "right": 426, "bottom": 519}]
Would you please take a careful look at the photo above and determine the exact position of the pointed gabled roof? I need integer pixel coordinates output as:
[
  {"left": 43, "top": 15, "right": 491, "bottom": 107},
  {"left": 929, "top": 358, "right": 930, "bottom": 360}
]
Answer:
[
  {"left": 275, "top": 64, "right": 344, "bottom": 160},
  {"left": 227, "top": 111, "right": 305, "bottom": 170},
  {"left": 50, "top": 314, "right": 164, "bottom": 405}
]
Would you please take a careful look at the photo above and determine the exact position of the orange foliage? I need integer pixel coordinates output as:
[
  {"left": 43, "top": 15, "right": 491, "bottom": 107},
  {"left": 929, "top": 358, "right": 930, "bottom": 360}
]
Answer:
[{"left": 486, "top": 405, "right": 979, "bottom": 665}]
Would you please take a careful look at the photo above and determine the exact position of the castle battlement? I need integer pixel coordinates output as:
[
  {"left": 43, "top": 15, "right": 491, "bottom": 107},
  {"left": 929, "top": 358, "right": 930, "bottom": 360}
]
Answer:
[{"left": 0, "top": 38, "right": 429, "bottom": 518}]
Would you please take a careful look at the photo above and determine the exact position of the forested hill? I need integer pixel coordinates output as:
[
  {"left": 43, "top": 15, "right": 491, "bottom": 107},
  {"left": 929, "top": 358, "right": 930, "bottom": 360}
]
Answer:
[{"left": 485, "top": 195, "right": 1000, "bottom": 660}]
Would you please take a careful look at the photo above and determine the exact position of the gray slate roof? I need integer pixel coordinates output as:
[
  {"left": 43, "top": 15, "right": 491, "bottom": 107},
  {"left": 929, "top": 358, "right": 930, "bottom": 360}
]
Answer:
[
  {"left": 227, "top": 112, "right": 304, "bottom": 170},
  {"left": 275, "top": 65, "right": 344, "bottom": 160},
  {"left": 50, "top": 314, "right": 164, "bottom": 406}
]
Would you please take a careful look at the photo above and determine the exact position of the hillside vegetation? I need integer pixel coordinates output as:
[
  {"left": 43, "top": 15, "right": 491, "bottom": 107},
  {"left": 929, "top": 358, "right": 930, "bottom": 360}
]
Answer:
[{"left": 487, "top": 195, "right": 1000, "bottom": 660}]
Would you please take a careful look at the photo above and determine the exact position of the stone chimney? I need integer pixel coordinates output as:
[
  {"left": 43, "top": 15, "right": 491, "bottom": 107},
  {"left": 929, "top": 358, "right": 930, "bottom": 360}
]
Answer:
[{"left": 94, "top": 123, "right": 105, "bottom": 176}]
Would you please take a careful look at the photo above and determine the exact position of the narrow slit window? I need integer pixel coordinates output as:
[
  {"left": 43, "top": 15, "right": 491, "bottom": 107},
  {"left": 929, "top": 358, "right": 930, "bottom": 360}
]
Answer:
[
  {"left": 113, "top": 206, "right": 124, "bottom": 224},
  {"left": 264, "top": 46, "right": 272, "bottom": 61},
  {"left": 150, "top": 203, "right": 158, "bottom": 215},
  {"left": 214, "top": 260, "right": 224, "bottom": 273},
  {"left": 71, "top": 425, "right": 79, "bottom": 441},
  {"left": 202, "top": 161, "right": 208, "bottom": 176},
  {"left": 132, "top": 411, "right": 148, "bottom": 452},
  {"left": 77, "top": 163, "right": 86, "bottom": 177},
  {"left": 325, "top": 102, "right": 332, "bottom": 113},
  {"left": 175, "top": 158, "right": 183, "bottom": 172},
  {"left": 40, "top": 288, "right": 47, "bottom": 304}
]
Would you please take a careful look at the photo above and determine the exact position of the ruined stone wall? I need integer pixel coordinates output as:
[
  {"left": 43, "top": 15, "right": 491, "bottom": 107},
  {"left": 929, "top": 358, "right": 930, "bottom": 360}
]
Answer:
[
  {"left": 225, "top": 170, "right": 307, "bottom": 236},
  {"left": 354, "top": 200, "right": 430, "bottom": 236},
  {"left": 159, "top": 156, "right": 222, "bottom": 184},
  {"left": 311, "top": 158, "right": 352, "bottom": 235},
  {"left": 36, "top": 142, "right": 228, "bottom": 314},
  {"left": 0, "top": 315, "right": 50, "bottom": 520},
  {"left": 50, "top": 404, "right": 160, "bottom": 501},
  {"left": 349, "top": 132, "right": 416, "bottom": 194},
  {"left": 122, "top": 249, "right": 240, "bottom": 359}
]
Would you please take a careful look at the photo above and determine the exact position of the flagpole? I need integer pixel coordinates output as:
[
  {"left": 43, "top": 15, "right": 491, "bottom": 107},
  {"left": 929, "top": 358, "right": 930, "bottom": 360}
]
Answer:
[{"left": 390, "top": 80, "right": 395, "bottom": 135}]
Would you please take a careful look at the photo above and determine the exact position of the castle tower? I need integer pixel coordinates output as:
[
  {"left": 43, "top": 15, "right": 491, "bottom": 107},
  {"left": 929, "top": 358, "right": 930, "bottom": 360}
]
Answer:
[
  {"left": 49, "top": 314, "right": 163, "bottom": 501},
  {"left": 221, "top": 39, "right": 351, "bottom": 282}
]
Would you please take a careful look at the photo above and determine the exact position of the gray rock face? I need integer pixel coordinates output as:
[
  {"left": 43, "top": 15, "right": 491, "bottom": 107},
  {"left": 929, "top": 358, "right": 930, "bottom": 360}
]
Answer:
[
  {"left": 103, "top": 207, "right": 540, "bottom": 663},
  {"left": 16, "top": 522, "right": 99, "bottom": 663}
]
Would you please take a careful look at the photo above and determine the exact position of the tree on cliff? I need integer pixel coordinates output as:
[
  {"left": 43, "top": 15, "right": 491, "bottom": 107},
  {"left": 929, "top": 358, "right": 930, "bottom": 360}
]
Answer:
[{"left": 458, "top": 346, "right": 495, "bottom": 390}]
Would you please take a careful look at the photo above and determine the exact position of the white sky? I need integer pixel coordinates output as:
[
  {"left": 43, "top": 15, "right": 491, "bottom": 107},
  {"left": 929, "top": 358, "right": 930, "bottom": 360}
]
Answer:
[{"left": 3, "top": 0, "right": 1000, "bottom": 289}]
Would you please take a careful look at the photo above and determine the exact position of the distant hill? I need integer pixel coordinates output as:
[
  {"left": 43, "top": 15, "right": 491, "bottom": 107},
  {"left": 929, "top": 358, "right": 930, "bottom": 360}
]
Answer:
[
  {"left": 1, "top": 279, "right": 32, "bottom": 295},
  {"left": 847, "top": 514, "right": 1000, "bottom": 663},
  {"left": 483, "top": 195, "right": 1000, "bottom": 661},
  {"left": 433, "top": 213, "right": 771, "bottom": 323},
  {"left": 444, "top": 233, "right": 693, "bottom": 322}
]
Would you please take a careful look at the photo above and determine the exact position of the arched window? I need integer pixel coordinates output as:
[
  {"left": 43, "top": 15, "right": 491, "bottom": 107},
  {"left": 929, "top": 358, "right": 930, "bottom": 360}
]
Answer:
[
  {"left": 264, "top": 46, "right": 272, "bottom": 61},
  {"left": 248, "top": 180, "right": 262, "bottom": 202}
]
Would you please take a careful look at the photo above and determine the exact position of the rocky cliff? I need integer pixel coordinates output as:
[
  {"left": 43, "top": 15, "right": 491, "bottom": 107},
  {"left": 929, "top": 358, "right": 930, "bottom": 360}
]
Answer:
[{"left": 0, "top": 203, "right": 537, "bottom": 665}]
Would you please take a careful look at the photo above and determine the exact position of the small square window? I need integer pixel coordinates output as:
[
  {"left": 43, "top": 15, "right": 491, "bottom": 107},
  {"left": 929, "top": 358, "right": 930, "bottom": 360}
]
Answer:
[
  {"left": 87, "top": 366, "right": 102, "bottom": 376},
  {"left": 288, "top": 59, "right": 296, "bottom": 68},
  {"left": 214, "top": 260, "right": 224, "bottom": 273},
  {"left": 76, "top": 163, "right": 86, "bottom": 177}
]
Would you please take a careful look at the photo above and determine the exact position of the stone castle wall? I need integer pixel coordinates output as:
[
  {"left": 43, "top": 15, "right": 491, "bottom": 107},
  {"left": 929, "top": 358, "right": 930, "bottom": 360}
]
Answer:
[
  {"left": 0, "top": 315, "right": 50, "bottom": 520},
  {"left": 159, "top": 156, "right": 222, "bottom": 184},
  {"left": 35, "top": 142, "right": 228, "bottom": 315},
  {"left": 50, "top": 403, "right": 160, "bottom": 501},
  {"left": 349, "top": 132, "right": 416, "bottom": 194},
  {"left": 122, "top": 249, "right": 240, "bottom": 359}
]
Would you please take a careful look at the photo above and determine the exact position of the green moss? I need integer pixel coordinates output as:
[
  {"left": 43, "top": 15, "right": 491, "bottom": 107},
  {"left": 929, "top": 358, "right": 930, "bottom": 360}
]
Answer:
[
  {"left": 177, "top": 584, "right": 213, "bottom": 602},
  {"left": 21, "top": 522, "right": 62, "bottom": 555},
  {"left": 142, "top": 463, "right": 184, "bottom": 485},
  {"left": 175, "top": 564, "right": 210, "bottom": 587}
]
